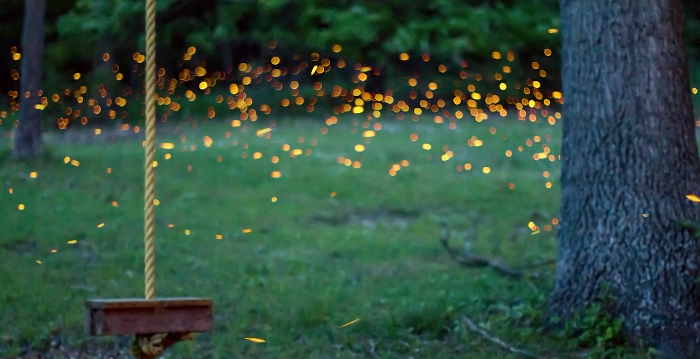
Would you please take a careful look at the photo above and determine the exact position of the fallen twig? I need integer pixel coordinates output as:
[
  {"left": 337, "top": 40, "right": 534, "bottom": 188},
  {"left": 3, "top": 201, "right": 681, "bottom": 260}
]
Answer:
[
  {"left": 438, "top": 222, "right": 558, "bottom": 279},
  {"left": 462, "top": 316, "right": 548, "bottom": 359},
  {"left": 513, "top": 259, "right": 558, "bottom": 270},
  {"left": 438, "top": 222, "right": 523, "bottom": 278}
]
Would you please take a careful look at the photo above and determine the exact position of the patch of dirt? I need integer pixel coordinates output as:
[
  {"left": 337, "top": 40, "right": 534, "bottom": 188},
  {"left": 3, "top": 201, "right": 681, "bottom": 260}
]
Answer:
[
  {"left": 8, "top": 335, "right": 134, "bottom": 359},
  {"left": 311, "top": 208, "right": 421, "bottom": 229},
  {"left": 42, "top": 125, "right": 144, "bottom": 146},
  {"left": 7, "top": 332, "right": 214, "bottom": 359},
  {"left": 0, "top": 238, "right": 37, "bottom": 255},
  {"left": 36, "top": 122, "right": 187, "bottom": 146},
  {"left": 73, "top": 239, "right": 100, "bottom": 264}
]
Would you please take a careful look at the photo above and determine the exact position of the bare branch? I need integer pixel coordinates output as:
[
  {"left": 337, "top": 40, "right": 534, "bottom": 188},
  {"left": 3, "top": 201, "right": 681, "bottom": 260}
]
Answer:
[
  {"left": 438, "top": 222, "right": 523, "bottom": 278},
  {"left": 461, "top": 316, "right": 549, "bottom": 359},
  {"left": 438, "top": 222, "right": 558, "bottom": 279},
  {"left": 513, "top": 259, "right": 558, "bottom": 270}
]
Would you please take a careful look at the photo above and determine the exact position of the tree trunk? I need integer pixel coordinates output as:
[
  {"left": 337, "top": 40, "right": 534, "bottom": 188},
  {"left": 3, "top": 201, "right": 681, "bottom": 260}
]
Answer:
[
  {"left": 365, "top": 63, "right": 386, "bottom": 95},
  {"left": 221, "top": 41, "right": 233, "bottom": 73},
  {"left": 13, "top": 0, "right": 47, "bottom": 159},
  {"left": 549, "top": 0, "right": 700, "bottom": 356},
  {"left": 91, "top": 41, "right": 115, "bottom": 125},
  {"left": 90, "top": 0, "right": 115, "bottom": 126}
]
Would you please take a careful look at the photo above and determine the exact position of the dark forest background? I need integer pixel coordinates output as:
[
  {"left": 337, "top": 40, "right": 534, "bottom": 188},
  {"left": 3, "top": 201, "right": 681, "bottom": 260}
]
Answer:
[{"left": 2, "top": 0, "right": 700, "bottom": 126}]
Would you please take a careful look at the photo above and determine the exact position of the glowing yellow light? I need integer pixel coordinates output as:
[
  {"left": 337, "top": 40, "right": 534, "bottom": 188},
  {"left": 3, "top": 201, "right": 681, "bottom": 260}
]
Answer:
[
  {"left": 687, "top": 194, "right": 700, "bottom": 202},
  {"left": 244, "top": 338, "right": 265, "bottom": 343},
  {"left": 340, "top": 319, "right": 360, "bottom": 328}
]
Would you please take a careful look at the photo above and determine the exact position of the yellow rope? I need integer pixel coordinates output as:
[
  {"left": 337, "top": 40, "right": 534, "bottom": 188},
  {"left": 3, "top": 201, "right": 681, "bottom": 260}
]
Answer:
[
  {"left": 143, "top": 0, "right": 157, "bottom": 301},
  {"left": 136, "top": 3, "right": 194, "bottom": 357}
]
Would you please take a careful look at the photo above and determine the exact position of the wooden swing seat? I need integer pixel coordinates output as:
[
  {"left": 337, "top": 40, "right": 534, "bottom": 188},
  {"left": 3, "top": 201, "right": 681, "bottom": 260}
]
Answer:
[{"left": 85, "top": 297, "right": 213, "bottom": 336}]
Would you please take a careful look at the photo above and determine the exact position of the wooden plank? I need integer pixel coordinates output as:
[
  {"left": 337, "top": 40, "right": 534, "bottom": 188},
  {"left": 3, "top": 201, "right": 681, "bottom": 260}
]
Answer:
[
  {"left": 85, "top": 298, "right": 213, "bottom": 336},
  {"left": 85, "top": 297, "right": 212, "bottom": 309}
]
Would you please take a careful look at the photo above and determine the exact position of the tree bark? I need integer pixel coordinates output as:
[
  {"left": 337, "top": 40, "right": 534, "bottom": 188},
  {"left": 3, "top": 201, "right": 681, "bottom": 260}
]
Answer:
[
  {"left": 549, "top": 0, "right": 700, "bottom": 356},
  {"left": 89, "top": 0, "right": 115, "bottom": 125},
  {"left": 13, "top": 0, "right": 47, "bottom": 160},
  {"left": 221, "top": 41, "right": 234, "bottom": 73}
]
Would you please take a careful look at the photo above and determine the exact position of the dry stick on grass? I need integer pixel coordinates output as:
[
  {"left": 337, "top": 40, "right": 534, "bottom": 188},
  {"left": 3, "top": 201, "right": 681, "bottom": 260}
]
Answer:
[
  {"left": 462, "top": 316, "right": 549, "bottom": 359},
  {"left": 438, "top": 222, "right": 557, "bottom": 278},
  {"left": 513, "top": 259, "right": 558, "bottom": 270},
  {"left": 438, "top": 222, "right": 524, "bottom": 278}
]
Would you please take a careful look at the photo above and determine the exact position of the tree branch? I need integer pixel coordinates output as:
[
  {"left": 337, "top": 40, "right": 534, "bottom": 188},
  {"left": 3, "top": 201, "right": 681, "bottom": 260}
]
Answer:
[
  {"left": 461, "top": 316, "right": 548, "bottom": 359},
  {"left": 438, "top": 222, "right": 523, "bottom": 278},
  {"left": 438, "top": 222, "right": 556, "bottom": 279}
]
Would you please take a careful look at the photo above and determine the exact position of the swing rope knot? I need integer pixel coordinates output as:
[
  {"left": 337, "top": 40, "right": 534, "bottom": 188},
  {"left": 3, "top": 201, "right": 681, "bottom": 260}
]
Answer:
[{"left": 132, "top": 332, "right": 195, "bottom": 359}]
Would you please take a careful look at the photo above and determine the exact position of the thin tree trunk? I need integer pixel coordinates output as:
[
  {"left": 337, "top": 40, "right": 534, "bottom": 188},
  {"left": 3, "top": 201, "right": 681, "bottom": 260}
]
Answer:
[
  {"left": 13, "top": 0, "right": 47, "bottom": 160},
  {"left": 365, "top": 62, "right": 385, "bottom": 95},
  {"left": 90, "top": 0, "right": 116, "bottom": 126},
  {"left": 548, "top": 0, "right": 700, "bottom": 357},
  {"left": 91, "top": 41, "right": 115, "bottom": 124},
  {"left": 221, "top": 41, "right": 233, "bottom": 73}
]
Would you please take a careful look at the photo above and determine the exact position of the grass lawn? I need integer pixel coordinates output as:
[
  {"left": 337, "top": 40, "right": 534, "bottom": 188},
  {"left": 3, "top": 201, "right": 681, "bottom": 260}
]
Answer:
[{"left": 0, "top": 115, "right": 646, "bottom": 358}]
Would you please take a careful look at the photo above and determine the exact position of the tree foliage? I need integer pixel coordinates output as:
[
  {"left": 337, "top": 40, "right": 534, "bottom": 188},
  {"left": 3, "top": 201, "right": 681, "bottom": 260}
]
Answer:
[{"left": 1, "top": 0, "right": 699, "bottom": 94}]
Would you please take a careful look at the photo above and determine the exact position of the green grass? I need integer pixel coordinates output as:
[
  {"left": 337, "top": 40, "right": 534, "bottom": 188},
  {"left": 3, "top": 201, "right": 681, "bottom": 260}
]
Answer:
[{"left": 0, "top": 115, "right": 646, "bottom": 358}]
